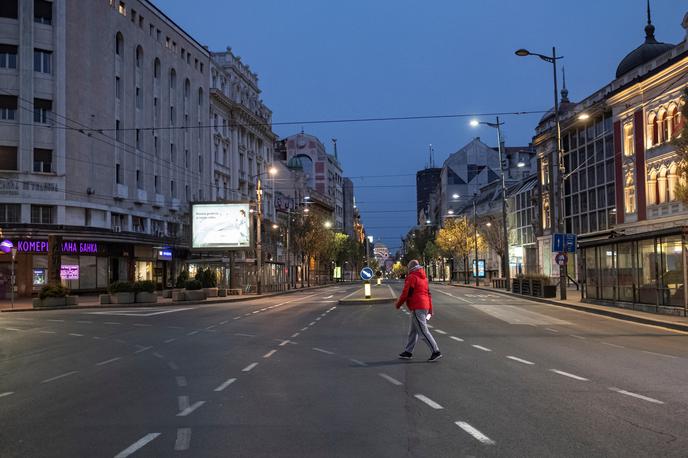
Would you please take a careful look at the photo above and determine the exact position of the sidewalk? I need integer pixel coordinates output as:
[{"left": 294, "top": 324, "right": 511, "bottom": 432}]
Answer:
[
  {"left": 0, "top": 284, "right": 335, "bottom": 313},
  {"left": 446, "top": 282, "right": 688, "bottom": 333},
  {"left": 338, "top": 283, "right": 397, "bottom": 305}
]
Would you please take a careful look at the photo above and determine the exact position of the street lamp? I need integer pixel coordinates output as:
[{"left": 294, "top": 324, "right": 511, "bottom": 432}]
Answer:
[
  {"left": 452, "top": 193, "right": 460, "bottom": 199},
  {"left": 253, "top": 166, "right": 278, "bottom": 295},
  {"left": 515, "top": 46, "right": 567, "bottom": 299},
  {"left": 470, "top": 116, "right": 511, "bottom": 291},
  {"left": 324, "top": 221, "right": 332, "bottom": 229},
  {"left": 10, "top": 246, "right": 16, "bottom": 309}
]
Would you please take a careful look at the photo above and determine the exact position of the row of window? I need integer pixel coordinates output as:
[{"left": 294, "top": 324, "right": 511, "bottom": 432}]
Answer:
[
  {"left": 0, "top": 1, "right": 52, "bottom": 24},
  {"left": 0, "top": 46, "right": 52, "bottom": 73},
  {"left": 0, "top": 203, "right": 52, "bottom": 224},
  {"left": 0, "top": 96, "right": 52, "bottom": 124},
  {"left": 647, "top": 103, "right": 683, "bottom": 149},
  {"left": 0, "top": 146, "right": 53, "bottom": 173}
]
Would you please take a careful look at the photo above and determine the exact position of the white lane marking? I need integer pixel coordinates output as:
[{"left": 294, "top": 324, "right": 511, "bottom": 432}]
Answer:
[
  {"left": 104, "top": 322, "right": 121, "bottom": 325},
  {"left": 379, "top": 373, "right": 403, "bottom": 386},
  {"left": 4, "top": 327, "right": 22, "bottom": 331},
  {"left": 545, "top": 328, "right": 559, "bottom": 333},
  {"left": 279, "top": 340, "right": 290, "bottom": 347},
  {"left": 414, "top": 394, "right": 443, "bottom": 409},
  {"left": 187, "top": 330, "right": 199, "bottom": 336},
  {"left": 235, "top": 333, "right": 255, "bottom": 338},
  {"left": 324, "top": 295, "right": 334, "bottom": 299},
  {"left": 114, "top": 433, "right": 161, "bottom": 458},
  {"left": 174, "top": 428, "right": 191, "bottom": 451},
  {"left": 252, "top": 310, "right": 260, "bottom": 314},
  {"left": 472, "top": 345, "right": 492, "bottom": 352},
  {"left": 507, "top": 356, "right": 535, "bottom": 365},
  {"left": 427, "top": 324, "right": 434, "bottom": 329},
  {"left": 291, "top": 332, "right": 300, "bottom": 338},
  {"left": 38, "top": 330, "right": 56, "bottom": 334},
  {"left": 313, "top": 347, "right": 335, "bottom": 355},
  {"left": 219, "top": 320, "right": 228, "bottom": 325},
  {"left": 436, "top": 289, "right": 472, "bottom": 303},
  {"left": 263, "top": 349, "right": 277, "bottom": 358},
  {"left": 164, "top": 338, "right": 176, "bottom": 344},
  {"left": 435, "top": 329, "right": 448, "bottom": 335},
  {"left": 214, "top": 378, "right": 237, "bottom": 392},
  {"left": 315, "top": 317, "right": 321, "bottom": 321},
  {"left": 642, "top": 350, "right": 677, "bottom": 359},
  {"left": 177, "top": 401, "right": 205, "bottom": 417},
  {"left": 233, "top": 316, "right": 241, "bottom": 320},
  {"left": 133, "top": 323, "right": 152, "bottom": 327},
  {"left": 570, "top": 334, "right": 587, "bottom": 340},
  {"left": 609, "top": 387, "right": 664, "bottom": 404},
  {"left": 260, "top": 308, "right": 267, "bottom": 312},
  {"left": 178, "top": 396, "right": 189, "bottom": 412},
  {"left": 68, "top": 333, "right": 84, "bottom": 337},
  {"left": 242, "top": 362, "right": 258, "bottom": 372},
  {"left": 168, "top": 361, "right": 180, "bottom": 371},
  {"left": 300, "top": 327, "right": 308, "bottom": 332},
  {"left": 134, "top": 346, "right": 153, "bottom": 354},
  {"left": 47, "top": 319, "right": 64, "bottom": 322},
  {"left": 41, "top": 371, "right": 78, "bottom": 383},
  {"left": 550, "top": 369, "right": 589, "bottom": 381},
  {"left": 76, "top": 320, "right": 93, "bottom": 324},
  {"left": 168, "top": 326, "right": 184, "bottom": 330},
  {"left": 450, "top": 336, "right": 464, "bottom": 342},
  {"left": 96, "top": 357, "right": 122, "bottom": 366},
  {"left": 350, "top": 358, "right": 368, "bottom": 367},
  {"left": 309, "top": 321, "right": 316, "bottom": 326},
  {"left": 0, "top": 392, "right": 14, "bottom": 398},
  {"left": 92, "top": 336, "right": 102, "bottom": 340},
  {"left": 455, "top": 421, "right": 496, "bottom": 445},
  {"left": 601, "top": 341, "right": 625, "bottom": 349},
  {"left": 176, "top": 376, "right": 187, "bottom": 387}
]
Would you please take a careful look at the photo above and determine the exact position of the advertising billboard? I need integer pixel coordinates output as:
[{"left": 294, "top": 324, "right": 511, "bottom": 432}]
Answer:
[{"left": 192, "top": 203, "right": 251, "bottom": 249}]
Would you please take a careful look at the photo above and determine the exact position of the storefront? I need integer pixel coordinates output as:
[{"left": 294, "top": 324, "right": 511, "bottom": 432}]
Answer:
[{"left": 580, "top": 228, "right": 687, "bottom": 315}]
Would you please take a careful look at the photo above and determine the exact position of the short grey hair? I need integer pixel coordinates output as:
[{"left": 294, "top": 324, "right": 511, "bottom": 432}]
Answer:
[{"left": 407, "top": 259, "right": 420, "bottom": 270}]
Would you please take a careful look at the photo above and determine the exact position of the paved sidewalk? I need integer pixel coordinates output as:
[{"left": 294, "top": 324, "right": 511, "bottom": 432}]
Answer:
[
  {"left": 0, "top": 284, "right": 335, "bottom": 313},
  {"left": 446, "top": 282, "right": 688, "bottom": 333}
]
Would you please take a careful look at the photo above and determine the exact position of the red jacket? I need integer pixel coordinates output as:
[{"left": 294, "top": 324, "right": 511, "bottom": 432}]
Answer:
[{"left": 396, "top": 268, "right": 432, "bottom": 314}]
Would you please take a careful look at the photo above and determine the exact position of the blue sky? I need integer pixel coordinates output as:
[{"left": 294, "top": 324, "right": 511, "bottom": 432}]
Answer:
[{"left": 162, "top": 1, "right": 687, "bottom": 252}]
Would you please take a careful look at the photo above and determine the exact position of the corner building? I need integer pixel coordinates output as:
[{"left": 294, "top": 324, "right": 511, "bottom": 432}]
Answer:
[{"left": 0, "top": 0, "right": 211, "bottom": 297}]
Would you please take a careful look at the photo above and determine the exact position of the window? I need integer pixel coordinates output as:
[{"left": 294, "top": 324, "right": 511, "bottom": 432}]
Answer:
[
  {"left": 135, "top": 45, "right": 143, "bottom": 68},
  {"left": 118, "top": 1, "right": 126, "bottom": 16},
  {"left": 138, "top": 15, "right": 144, "bottom": 28},
  {"left": 31, "top": 205, "right": 53, "bottom": 224},
  {"left": 659, "top": 110, "right": 668, "bottom": 143},
  {"left": 34, "top": 49, "right": 52, "bottom": 74},
  {"left": 0, "top": 204, "right": 20, "bottom": 223},
  {"left": 170, "top": 180, "right": 176, "bottom": 198},
  {"left": 115, "top": 76, "right": 121, "bottom": 99},
  {"left": 116, "top": 163, "right": 122, "bottom": 184},
  {"left": 648, "top": 112, "right": 659, "bottom": 147},
  {"left": 0, "top": 95, "right": 17, "bottom": 120},
  {"left": 154, "top": 175, "right": 160, "bottom": 193},
  {"left": 623, "top": 123, "right": 634, "bottom": 157},
  {"left": 624, "top": 172, "right": 636, "bottom": 214},
  {"left": 0, "top": 1, "right": 18, "bottom": 19},
  {"left": 0, "top": 146, "right": 17, "bottom": 170},
  {"left": 135, "top": 86, "right": 142, "bottom": 109},
  {"left": 198, "top": 155, "right": 203, "bottom": 173},
  {"left": 33, "top": 148, "right": 52, "bottom": 173},
  {"left": 136, "top": 169, "right": 141, "bottom": 188},
  {"left": 154, "top": 135, "right": 159, "bottom": 156},
  {"left": 135, "top": 129, "right": 141, "bottom": 149},
  {"left": 153, "top": 58, "right": 160, "bottom": 79},
  {"left": 668, "top": 164, "right": 678, "bottom": 202},
  {"left": 34, "top": 0, "right": 52, "bottom": 24},
  {"left": 169, "top": 106, "right": 175, "bottom": 125},
  {"left": 115, "top": 119, "right": 122, "bottom": 141},
  {"left": 33, "top": 98, "right": 51, "bottom": 124},
  {"left": 170, "top": 143, "right": 175, "bottom": 163},
  {"left": 668, "top": 104, "right": 679, "bottom": 140},
  {"left": 115, "top": 32, "right": 123, "bottom": 56},
  {"left": 0, "top": 45, "right": 18, "bottom": 69},
  {"left": 130, "top": 9, "right": 136, "bottom": 23}
]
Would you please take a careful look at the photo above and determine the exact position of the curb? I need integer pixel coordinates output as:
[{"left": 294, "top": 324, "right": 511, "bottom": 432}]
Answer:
[
  {"left": 447, "top": 283, "right": 688, "bottom": 333},
  {"left": 0, "top": 283, "right": 337, "bottom": 313}
]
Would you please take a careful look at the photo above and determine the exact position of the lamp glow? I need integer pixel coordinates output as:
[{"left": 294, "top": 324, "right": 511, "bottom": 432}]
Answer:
[
  {"left": 448, "top": 209, "right": 455, "bottom": 215},
  {"left": 452, "top": 193, "right": 460, "bottom": 199},
  {"left": 469, "top": 119, "right": 480, "bottom": 127},
  {"left": 578, "top": 113, "right": 590, "bottom": 121}
]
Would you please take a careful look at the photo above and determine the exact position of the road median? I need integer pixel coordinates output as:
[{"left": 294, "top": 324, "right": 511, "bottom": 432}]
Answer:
[{"left": 338, "top": 284, "right": 396, "bottom": 305}]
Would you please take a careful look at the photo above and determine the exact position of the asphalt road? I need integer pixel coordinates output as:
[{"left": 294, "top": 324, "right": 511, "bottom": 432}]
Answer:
[{"left": 1, "top": 282, "right": 687, "bottom": 457}]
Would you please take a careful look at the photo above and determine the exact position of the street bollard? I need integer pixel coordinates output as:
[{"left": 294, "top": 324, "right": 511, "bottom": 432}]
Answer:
[{"left": 364, "top": 281, "right": 371, "bottom": 299}]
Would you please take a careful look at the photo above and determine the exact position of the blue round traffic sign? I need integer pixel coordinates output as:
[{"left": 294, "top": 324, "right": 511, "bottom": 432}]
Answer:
[{"left": 360, "top": 267, "right": 374, "bottom": 281}]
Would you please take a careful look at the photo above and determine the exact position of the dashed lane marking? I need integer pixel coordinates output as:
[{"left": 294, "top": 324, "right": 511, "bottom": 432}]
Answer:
[
  {"left": 435, "top": 329, "right": 447, "bottom": 335},
  {"left": 570, "top": 334, "right": 587, "bottom": 340},
  {"left": 550, "top": 369, "right": 589, "bottom": 381},
  {"left": 133, "top": 323, "right": 152, "bottom": 327},
  {"left": 642, "top": 350, "right": 677, "bottom": 359},
  {"left": 168, "top": 361, "right": 180, "bottom": 371},
  {"left": 96, "top": 357, "right": 121, "bottom": 366},
  {"left": 263, "top": 349, "right": 277, "bottom": 358},
  {"left": 187, "top": 330, "right": 199, "bottom": 336},
  {"left": 76, "top": 320, "right": 93, "bottom": 324},
  {"left": 104, "top": 322, "right": 121, "bottom": 325},
  {"left": 235, "top": 333, "right": 255, "bottom": 338},
  {"left": 450, "top": 336, "right": 464, "bottom": 342},
  {"left": 152, "top": 352, "right": 164, "bottom": 359},
  {"left": 414, "top": 394, "right": 443, "bottom": 409},
  {"left": 134, "top": 346, "right": 153, "bottom": 354},
  {"left": 309, "top": 322, "right": 316, "bottom": 326},
  {"left": 164, "top": 338, "right": 176, "bottom": 344},
  {"left": 379, "top": 373, "right": 403, "bottom": 386},
  {"left": 38, "top": 330, "right": 56, "bottom": 334},
  {"left": 177, "top": 401, "right": 205, "bottom": 417},
  {"left": 312, "top": 347, "right": 334, "bottom": 355},
  {"left": 233, "top": 316, "right": 241, "bottom": 320},
  {"left": 291, "top": 332, "right": 300, "bottom": 338},
  {"left": 242, "top": 362, "right": 258, "bottom": 372},
  {"left": 174, "top": 428, "right": 191, "bottom": 451},
  {"left": 219, "top": 320, "right": 228, "bottom": 325},
  {"left": 214, "top": 378, "right": 237, "bottom": 392},
  {"left": 0, "top": 392, "right": 14, "bottom": 398},
  {"left": 545, "top": 328, "right": 559, "bottom": 333},
  {"left": 279, "top": 340, "right": 291, "bottom": 347},
  {"left": 41, "top": 371, "right": 78, "bottom": 384},
  {"left": 68, "top": 333, "right": 84, "bottom": 337},
  {"left": 4, "top": 328, "right": 23, "bottom": 332},
  {"left": 114, "top": 433, "right": 161, "bottom": 458},
  {"left": 300, "top": 327, "right": 308, "bottom": 332},
  {"left": 506, "top": 356, "right": 535, "bottom": 365},
  {"left": 455, "top": 421, "right": 496, "bottom": 445},
  {"left": 324, "top": 295, "right": 334, "bottom": 299},
  {"left": 609, "top": 387, "right": 664, "bottom": 404},
  {"left": 472, "top": 345, "right": 492, "bottom": 352},
  {"left": 600, "top": 342, "right": 625, "bottom": 349},
  {"left": 47, "top": 319, "right": 64, "bottom": 322}
]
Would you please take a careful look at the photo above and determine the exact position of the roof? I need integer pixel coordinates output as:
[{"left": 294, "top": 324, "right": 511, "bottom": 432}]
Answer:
[{"left": 615, "top": 21, "right": 674, "bottom": 78}]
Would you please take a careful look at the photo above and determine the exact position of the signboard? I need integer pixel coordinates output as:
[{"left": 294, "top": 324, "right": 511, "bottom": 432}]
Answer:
[
  {"left": 333, "top": 266, "right": 342, "bottom": 280},
  {"left": 157, "top": 248, "right": 173, "bottom": 261},
  {"left": 472, "top": 259, "right": 486, "bottom": 278},
  {"left": 33, "top": 268, "right": 46, "bottom": 286},
  {"left": 2, "top": 239, "right": 100, "bottom": 255},
  {"left": 192, "top": 203, "right": 250, "bottom": 249},
  {"left": 555, "top": 253, "right": 568, "bottom": 266},
  {"left": 360, "top": 267, "right": 374, "bottom": 281},
  {"left": 552, "top": 233, "right": 577, "bottom": 253},
  {"left": 60, "top": 265, "right": 80, "bottom": 280}
]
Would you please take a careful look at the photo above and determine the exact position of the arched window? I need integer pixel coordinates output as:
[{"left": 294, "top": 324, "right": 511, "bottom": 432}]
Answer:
[
  {"left": 624, "top": 171, "right": 636, "bottom": 214},
  {"left": 184, "top": 79, "right": 190, "bottom": 99},
  {"left": 115, "top": 32, "right": 123, "bottom": 56},
  {"left": 198, "top": 88, "right": 203, "bottom": 107},
  {"left": 647, "top": 168, "right": 658, "bottom": 205},
  {"left": 658, "top": 165, "right": 668, "bottom": 204},
  {"left": 668, "top": 103, "right": 679, "bottom": 140},
  {"left": 135, "top": 45, "right": 143, "bottom": 68},
  {"left": 658, "top": 108, "right": 668, "bottom": 143},
  {"left": 648, "top": 112, "right": 658, "bottom": 147},
  {"left": 668, "top": 163, "right": 678, "bottom": 201},
  {"left": 153, "top": 58, "right": 160, "bottom": 79}
]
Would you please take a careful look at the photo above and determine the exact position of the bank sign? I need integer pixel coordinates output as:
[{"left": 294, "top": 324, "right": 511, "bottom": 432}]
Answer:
[{"left": 4, "top": 240, "right": 100, "bottom": 254}]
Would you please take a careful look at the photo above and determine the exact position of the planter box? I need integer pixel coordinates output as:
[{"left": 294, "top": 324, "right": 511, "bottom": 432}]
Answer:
[
  {"left": 65, "top": 295, "right": 78, "bottom": 306},
  {"left": 111, "top": 292, "right": 135, "bottom": 304},
  {"left": 204, "top": 287, "right": 218, "bottom": 298},
  {"left": 136, "top": 292, "right": 158, "bottom": 303},
  {"left": 184, "top": 290, "right": 206, "bottom": 301},
  {"left": 217, "top": 288, "right": 227, "bottom": 297},
  {"left": 35, "top": 297, "right": 67, "bottom": 307},
  {"left": 162, "top": 289, "right": 173, "bottom": 298},
  {"left": 172, "top": 291, "right": 186, "bottom": 302},
  {"left": 99, "top": 294, "right": 111, "bottom": 304}
]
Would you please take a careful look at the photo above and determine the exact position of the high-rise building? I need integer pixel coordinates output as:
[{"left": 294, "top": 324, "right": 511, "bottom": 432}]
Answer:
[
  {"left": 343, "top": 177, "right": 355, "bottom": 238},
  {"left": 416, "top": 168, "right": 441, "bottom": 225}
]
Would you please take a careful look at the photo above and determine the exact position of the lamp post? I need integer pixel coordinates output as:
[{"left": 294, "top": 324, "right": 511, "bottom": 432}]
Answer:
[
  {"left": 473, "top": 196, "right": 479, "bottom": 287},
  {"left": 470, "top": 116, "right": 510, "bottom": 290},
  {"left": 10, "top": 246, "right": 16, "bottom": 309},
  {"left": 515, "top": 46, "right": 567, "bottom": 300},
  {"left": 253, "top": 166, "right": 277, "bottom": 295}
]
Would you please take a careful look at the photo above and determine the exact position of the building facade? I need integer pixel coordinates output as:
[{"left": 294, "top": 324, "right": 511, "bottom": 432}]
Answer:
[
  {"left": 416, "top": 167, "right": 441, "bottom": 225},
  {"left": 0, "top": 0, "right": 212, "bottom": 297},
  {"left": 342, "top": 177, "right": 355, "bottom": 238}
]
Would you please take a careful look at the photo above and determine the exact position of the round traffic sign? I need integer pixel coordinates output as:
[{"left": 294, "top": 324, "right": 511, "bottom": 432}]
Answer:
[
  {"left": 360, "top": 267, "right": 374, "bottom": 281},
  {"left": 555, "top": 253, "right": 568, "bottom": 266}
]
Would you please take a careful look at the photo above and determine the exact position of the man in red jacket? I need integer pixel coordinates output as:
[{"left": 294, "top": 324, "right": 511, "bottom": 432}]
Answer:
[{"left": 395, "top": 259, "right": 442, "bottom": 362}]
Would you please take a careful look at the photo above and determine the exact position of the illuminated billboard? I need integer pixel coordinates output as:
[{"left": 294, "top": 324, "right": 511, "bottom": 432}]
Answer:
[{"left": 192, "top": 203, "right": 251, "bottom": 249}]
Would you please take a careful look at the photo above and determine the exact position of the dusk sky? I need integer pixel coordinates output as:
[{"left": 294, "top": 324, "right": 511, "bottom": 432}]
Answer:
[{"left": 164, "top": 1, "right": 687, "bottom": 252}]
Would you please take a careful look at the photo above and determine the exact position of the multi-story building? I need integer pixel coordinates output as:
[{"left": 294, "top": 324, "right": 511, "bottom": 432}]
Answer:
[
  {"left": 0, "top": 0, "right": 211, "bottom": 297},
  {"left": 416, "top": 167, "right": 441, "bottom": 225},
  {"left": 507, "top": 175, "right": 538, "bottom": 276},
  {"left": 342, "top": 177, "right": 355, "bottom": 238}
]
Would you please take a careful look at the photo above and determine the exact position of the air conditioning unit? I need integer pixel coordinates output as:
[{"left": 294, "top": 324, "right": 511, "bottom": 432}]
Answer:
[{"left": 112, "top": 225, "right": 121, "bottom": 233}]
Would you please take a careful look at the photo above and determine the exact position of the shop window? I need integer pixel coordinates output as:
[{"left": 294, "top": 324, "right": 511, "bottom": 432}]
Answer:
[
  {"left": 659, "top": 236, "right": 684, "bottom": 307},
  {"left": 33, "top": 148, "right": 52, "bottom": 173},
  {"left": 585, "top": 247, "right": 599, "bottom": 300},
  {"left": 31, "top": 205, "right": 53, "bottom": 224},
  {"left": 34, "top": 0, "right": 52, "bottom": 24},
  {"left": 623, "top": 123, "right": 634, "bottom": 157},
  {"left": 0, "top": 44, "right": 17, "bottom": 69},
  {"left": 0, "top": 146, "right": 18, "bottom": 170},
  {"left": 0, "top": 203, "right": 20, "bottom": 222},
  {"left": 617, "top": 242, "right": 635, "bottom": 302},
  {"left": 0, "top": 1, "right": 18, "bottom": 19},
  {"left": 600, "top": 244, "right": 616, "bottom": 301},
  {"left": 637, "top": 239, "right": 658, "bottom": 305}
]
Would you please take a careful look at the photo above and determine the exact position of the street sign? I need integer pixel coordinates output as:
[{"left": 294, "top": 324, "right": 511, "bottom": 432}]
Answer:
[
  {"left": 552, "top": 233, "right": 577, "bottom": 253},
  {"left": 555, "top": 252, "right": 568, "bottom": 266},
  {"left": 360, "top": 267, "right": 374, "bottom": 281}
]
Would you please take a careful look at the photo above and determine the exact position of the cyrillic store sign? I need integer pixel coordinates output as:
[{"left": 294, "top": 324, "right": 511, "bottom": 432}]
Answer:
[{"left": 7, "top": 240, "right": 100, "bottom": 254}]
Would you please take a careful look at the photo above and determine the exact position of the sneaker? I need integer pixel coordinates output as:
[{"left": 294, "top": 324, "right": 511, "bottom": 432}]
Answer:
[
  {"left": 428, "top": 351, "right": 443, "bottom": 362},
  {"left": 398, "top": 351, "right": 413, "bottom": 360}
]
